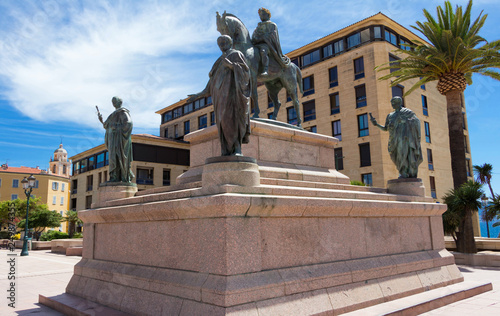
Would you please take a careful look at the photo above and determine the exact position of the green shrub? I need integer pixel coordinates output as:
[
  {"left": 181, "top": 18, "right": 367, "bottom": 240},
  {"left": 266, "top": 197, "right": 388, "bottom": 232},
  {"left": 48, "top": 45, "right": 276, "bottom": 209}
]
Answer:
[
  {"left": 350, "top": 180, "right": 366, "bottom": 186},
  {"left": 40, "top": 230, "right": 69, "bottom": 241},
  {"left": 72, "top": 232, "right": 83, "bottom": 239}
]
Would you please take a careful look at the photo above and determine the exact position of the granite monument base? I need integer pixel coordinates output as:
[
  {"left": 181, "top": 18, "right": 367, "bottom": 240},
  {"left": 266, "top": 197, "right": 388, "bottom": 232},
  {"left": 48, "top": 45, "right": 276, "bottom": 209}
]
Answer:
[
  {"left": 40, "top": 121, "right": 488, "bottom": 315},
  {"left": 387, "top": 178, "right": 426, "bottom": 197},
  {"left": 93, "top": 182, "right": 138, "bottom": 208}
]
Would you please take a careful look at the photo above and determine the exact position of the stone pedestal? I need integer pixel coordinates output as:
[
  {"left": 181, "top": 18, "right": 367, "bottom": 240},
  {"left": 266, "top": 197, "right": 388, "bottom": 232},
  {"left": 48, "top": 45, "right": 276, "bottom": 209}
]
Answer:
[
  {"left": 387, "top": 178, "right": 426, "bottom": 197},
  {"left": 202, "top": 156, "right": 260, "bottom": 188},
  {"left": 40, "top": 121, "right": 484, "bottom": 316},
  {"left": 92, "top": 182, "right": 138, "bottom": 208}
]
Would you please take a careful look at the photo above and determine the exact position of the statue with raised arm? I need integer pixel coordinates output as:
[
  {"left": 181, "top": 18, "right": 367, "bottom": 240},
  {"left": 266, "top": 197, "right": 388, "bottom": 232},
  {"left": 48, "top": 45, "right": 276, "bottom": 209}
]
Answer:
[
  {"left": 370, "top": 96, "right": 423, "bottom": 178},
  {"left": 251, "top": 7, "right": 290, "bottom": 76},
  {"left": 97, "top": 96, "right": 135, "bottom": 183},
  {"left": 188, "top": 35, "right": 251, "bottom": 156}
]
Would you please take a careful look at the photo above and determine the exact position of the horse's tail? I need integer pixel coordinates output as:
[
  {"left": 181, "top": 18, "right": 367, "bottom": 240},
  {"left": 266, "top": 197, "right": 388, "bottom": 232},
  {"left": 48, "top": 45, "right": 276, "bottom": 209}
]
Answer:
[{"left": 295, "top": 64, "right": 304, "bottom": 96}]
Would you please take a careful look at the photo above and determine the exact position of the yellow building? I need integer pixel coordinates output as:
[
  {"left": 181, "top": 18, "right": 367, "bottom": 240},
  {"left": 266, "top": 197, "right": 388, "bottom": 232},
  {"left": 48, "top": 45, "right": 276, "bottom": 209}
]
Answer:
[
  {"left": 156, "top": 13, "right": 478, "bottom": 235},
  {"left": 69, "top": 134, "right": 190, "bottom": 214},
  {"left": 0, "top": 144, "right": 71, "bottom": 232}
]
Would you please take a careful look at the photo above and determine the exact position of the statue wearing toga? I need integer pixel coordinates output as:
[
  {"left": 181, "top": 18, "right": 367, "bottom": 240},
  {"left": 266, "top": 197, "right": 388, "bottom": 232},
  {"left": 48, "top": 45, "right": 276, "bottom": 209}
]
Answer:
[
  {"left": 97, "top": 96, "right": 135, "bottom": 183},
  {"left": 370, "top": 96, "right": 423, "bottom": 178}
]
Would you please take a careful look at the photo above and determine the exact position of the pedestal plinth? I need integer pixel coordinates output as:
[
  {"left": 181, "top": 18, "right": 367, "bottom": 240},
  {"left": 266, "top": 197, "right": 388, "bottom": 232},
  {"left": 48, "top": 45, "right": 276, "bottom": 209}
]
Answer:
[
  {"left": 93, "top": 182, "right": 138, "bottom": 208},
  {"left": 202, "top": 156, "right": 260, "bottom": 188},
  {"left": 387, "top": 178, "right": 426, "bottom": 197},
  {"left": 39, "top": 121, "right": 486, "bottom": 316}
]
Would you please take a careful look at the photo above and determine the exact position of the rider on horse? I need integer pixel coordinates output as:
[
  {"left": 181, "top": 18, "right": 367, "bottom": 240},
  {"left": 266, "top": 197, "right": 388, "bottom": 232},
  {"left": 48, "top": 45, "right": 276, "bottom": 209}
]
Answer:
[{"left": 251, "top": 8, "right": 290, "bottom": 76}]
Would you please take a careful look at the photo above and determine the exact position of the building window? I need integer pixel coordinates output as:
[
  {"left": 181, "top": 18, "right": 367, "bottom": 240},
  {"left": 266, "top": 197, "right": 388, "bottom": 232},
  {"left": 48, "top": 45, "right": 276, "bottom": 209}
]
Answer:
[
  {"left": 52, "top": 196, "right": 57, "bottom": 205},
  {"left": 184, "top": 120, "right": 190, "bottom": 135},
  {"left": 137, "top": 168, "right": 154, "bottom": 185},
  {"left": 303, "top": 76, "right": 315, "bottom": 96},
  {"left": 12, "top": 179, "right": 18, "bottom": 188},
  {"left": 71, "top": 198, "right": 77, "bottom": 210},
  {"left": 104, "top": 171, "right": 108, "bottom": 182},
  {"left": 400, "top": 38, "right": 412, "bottom": 51},
  {"left": 329, "top": 66, "right": 338, "bottom": 88},
  {"left": 464, "top": 136, "right": 469, "bottom": 153},
  {"left": 98, "top": 172, "right": 102, "bottom": 185},
  {"left": 427, "top": 149, "right": 434, "bottom": 170},
  {"left": 323, "top": 44, "right": 333, "bottom": 58},
  {"left": 430, "top": 176, "right": 437, "bottom": 199},
  {"left": 52, "top": 165, "right": 56, "bottom": 173},
  {"left": 164, "top": 128, "right": 168, "bottom": 138},
  {"left": 302, "top": 49, "right": 320, "bottom": 67},
  {"left": 358, "top": 114, "right": 369, "bottom": 137},
  {"left": 194, "top": 98, "right": 205, "bottom": 110},
  {"left": 355, "top": 84, "right": 367, "bottom": 108},
  {"left": 362, "top": 173, "right": 373, "bottom": 186},
  {"left": 392, "top": 85, "right": 404, "bottom": 106},
  {"left": 63, "top": 165, "right": 67, "bottom": 175},
  {"left": 85, "top": 196, "right": 92, "bottom": 209},
  {"left": 174, "top": 124, "right": 179, "bottom": 138},
  {"left": 389, "top": 54, "right": 400, "bottom": 73},
  {"left": 72, "top": 179, "right": 78, "bottom": 194},
  {"left": 287, "top": 106, "right": 297, "bottom": 125},
  {"left": 52, "top": 182, "right": 59, "bottom": 190},
  {"left": 61, "top": 183, "right": 65, "bottom": 191},
  {"left": 330, "top": 93, "right": 340, "bottom": 115},
  {"left": 332, "top": 120, "right": 342, "bottom": 141},
  {"left": 267, "top": 93, "right": 274, "bottom": 108},
  {"left": 334, "top": 147, "right": 344, "bottom": 170},
  {"left": 162, "top": 111, "right": 172, "bottom": 123},
  {"left": 385, "top": 29, "right": 398, "bottom": 46},
  {"left": 334, "top": 40, "right": 344, "bottom": 54},
  {"left": 198, "top": 114, "right": 207, "bottom": 129},
  {"left": 210, "top": 111, "right": 215, "bottom": 125},
  {"left": 422, "top": 95, "right": 429, "bottom": 116},
  {"left": 207, "top": 96, "right": 212, "bottom": 105},
  {"left": 303, "top": 100, "right": 316, "bottom": 122},
  {"left": 88, "top": 156, "right": 96, "bottom": 171},
  {"left": 347, "top": 29, "right": 370, "bottom": 49},
  {"left": 466, "top": 158, "right": 472, "bottom": 177},
  {"left": 96, "top": 152, "right": 105, "bottom": 168},
  {"left": 60, "top": 197, "right": 64, "bottom": 205},
  {"left": 424, "top": 122, "right": 431, "bottom": 143},
  {"left": 359, "top": 143, "right": 371, "bottom": 167},
  {"left": 173, "top": 107, "right": 182, "bottom": 118},
  {"left": 11, "top": 194, "right": 18, "bottom": 200},
  {"left": 80, "top": 159, "right": 87, "bottom": 173},
  {"left": 462, "top": 112, "right": 466, "bottom": 129},
  {"left": 184, "top": 102, "right": 193, "bottom": 114},
  {"left": 373, "top": 26, "right": 382, "bottom": 39},
  {"left": 163, "top": 169, "right": 171, "bottom": 186},
  {"left": 86, "top": 175, "right": 93, "bottom": 191},
  {"left": 307, "top": 126, "right": 317, "bottom": 133},
  {"left": 353, "top": 57, "right": 364, "bottom": 80}
]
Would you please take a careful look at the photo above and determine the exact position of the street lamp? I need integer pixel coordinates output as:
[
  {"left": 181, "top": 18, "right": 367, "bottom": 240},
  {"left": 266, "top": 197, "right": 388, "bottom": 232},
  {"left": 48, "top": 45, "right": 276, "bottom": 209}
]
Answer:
[
  {"left": 481, "top": 194, "right": 490, "bottom": 238},
  {"left": 20, "top": 174, "right": 36, "bottom": 256}
]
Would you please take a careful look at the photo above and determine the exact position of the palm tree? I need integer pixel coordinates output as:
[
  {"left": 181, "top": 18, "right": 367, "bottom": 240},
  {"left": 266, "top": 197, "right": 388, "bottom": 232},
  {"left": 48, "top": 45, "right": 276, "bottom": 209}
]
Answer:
[
  {"left": 443, "top": 180, "right": 483, "bottom": 253},
  {"left": 377, "top": 0, "right": 500, "bottom": 189},
  {"left": 484, "top": 194, "right": 500, "bottom": 224},
  {"left": 473, "top": 163, "right": 495, "bottom": 198},
  {"left": 63, "top": 210, "right": 82, "bottom": 238}
]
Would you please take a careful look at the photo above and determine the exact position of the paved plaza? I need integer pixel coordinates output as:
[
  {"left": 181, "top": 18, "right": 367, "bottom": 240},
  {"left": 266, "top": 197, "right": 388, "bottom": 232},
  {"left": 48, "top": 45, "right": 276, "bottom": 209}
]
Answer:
[{"left": 0, "top": 249, "right": 499, "bottom": 315}]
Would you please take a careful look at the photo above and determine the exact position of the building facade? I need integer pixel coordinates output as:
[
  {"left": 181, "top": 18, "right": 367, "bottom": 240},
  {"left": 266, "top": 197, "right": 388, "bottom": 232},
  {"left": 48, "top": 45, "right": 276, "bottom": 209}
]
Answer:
[
  {"left": 156, "top": 13, "right": 477, "bottom": 234},
  {"left": 0, "top": 144, "right": 72, "bottom": 232},
  {"left": 69, "top": 134, "right": 190, "bottom": 213}
]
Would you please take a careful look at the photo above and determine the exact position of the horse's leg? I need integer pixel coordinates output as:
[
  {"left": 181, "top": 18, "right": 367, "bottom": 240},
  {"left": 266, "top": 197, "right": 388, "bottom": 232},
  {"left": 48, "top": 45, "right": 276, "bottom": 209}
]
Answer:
[
  {"left": 283, "top": 69, "right": 302, "bottom": 127},
  {"left": 251, "top": 75, "right": 260, "bottom": 119},
  {"left": 265, "top": 81, "right": 282, "bottom": 120}
]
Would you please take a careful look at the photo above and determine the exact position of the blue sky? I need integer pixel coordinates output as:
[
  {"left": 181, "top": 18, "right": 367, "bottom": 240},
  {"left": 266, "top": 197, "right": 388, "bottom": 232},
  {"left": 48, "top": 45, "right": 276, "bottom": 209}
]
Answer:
[{"left": 0, "top": 0, "right": 499, "bottom": 196}]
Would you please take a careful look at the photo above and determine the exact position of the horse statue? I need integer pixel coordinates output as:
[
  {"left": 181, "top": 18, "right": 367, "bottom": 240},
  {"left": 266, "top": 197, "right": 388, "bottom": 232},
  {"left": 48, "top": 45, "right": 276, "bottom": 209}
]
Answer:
[{"left": 216, "top": 11, "right": 304, "bottom": 126}]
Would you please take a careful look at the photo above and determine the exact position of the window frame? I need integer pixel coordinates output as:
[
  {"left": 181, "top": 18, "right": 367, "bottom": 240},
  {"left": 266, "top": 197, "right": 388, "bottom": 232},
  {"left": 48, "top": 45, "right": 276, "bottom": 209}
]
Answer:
[
  {"left": 302, "top": 100, "right": 316, "bottom": 122},
  {"left": 353, "top": 57, "right": 365, "bottom": 80},
  {"left": 358, "top": 113, "right": 369, "bottom": 137},
  {"left": 332, "top": 120, "right": 342, "bottom": 141},
  {"left": 355, "top": 84, "right": 367, "bottom": 108},
  {"left": 359, "top": 142, "right": 371, "bottom": 167}
]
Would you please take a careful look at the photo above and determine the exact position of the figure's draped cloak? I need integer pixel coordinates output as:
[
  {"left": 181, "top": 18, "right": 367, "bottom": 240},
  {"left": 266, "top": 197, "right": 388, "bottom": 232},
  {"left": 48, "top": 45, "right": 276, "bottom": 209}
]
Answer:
[
  {"left": 252, "top": 21, "right": 290, "bottom": 67},
  {"left": 104, "top": 108, "right": 134, "bottom": 182},
  {"left": 385, "top": 108, "right": 423, "bottom": 177},
  {"left": 209, "top": 49, "right": 251, "bottom": 155}
]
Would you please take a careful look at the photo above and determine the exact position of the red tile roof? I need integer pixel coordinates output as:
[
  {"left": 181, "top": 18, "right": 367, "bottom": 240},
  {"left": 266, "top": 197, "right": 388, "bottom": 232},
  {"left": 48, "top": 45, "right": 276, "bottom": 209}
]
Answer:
[{"left": 0, "top": 165, "right": 46, "bottom": 174}]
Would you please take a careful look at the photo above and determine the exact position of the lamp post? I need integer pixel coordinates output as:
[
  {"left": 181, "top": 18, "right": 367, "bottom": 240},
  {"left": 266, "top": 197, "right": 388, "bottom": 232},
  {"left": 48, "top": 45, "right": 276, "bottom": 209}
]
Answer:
[
  {"left": 481, "top": 194, "right": 490, "bottom": 238},
  {"left": 20, "top": 174, "right": 36, "bottom": 256}
]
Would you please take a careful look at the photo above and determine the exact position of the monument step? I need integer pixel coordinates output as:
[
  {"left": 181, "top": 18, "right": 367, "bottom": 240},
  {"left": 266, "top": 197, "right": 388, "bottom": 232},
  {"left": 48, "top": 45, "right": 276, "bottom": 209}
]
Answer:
[
  {"left": 342, "top": 280, "right": 492, "bottom": 316},
  {"left": 39, "top": 293, "right": 130, "bottom": 316}
]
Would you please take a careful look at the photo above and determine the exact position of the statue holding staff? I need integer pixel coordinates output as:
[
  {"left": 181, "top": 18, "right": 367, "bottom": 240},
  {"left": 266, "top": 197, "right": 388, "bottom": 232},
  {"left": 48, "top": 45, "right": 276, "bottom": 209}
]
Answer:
[
  {"left": 97, "top": 96, "right": 135, "bottom": 183},
  {"left": 370, "top": 96, "right": 423, "bottom": 178}
]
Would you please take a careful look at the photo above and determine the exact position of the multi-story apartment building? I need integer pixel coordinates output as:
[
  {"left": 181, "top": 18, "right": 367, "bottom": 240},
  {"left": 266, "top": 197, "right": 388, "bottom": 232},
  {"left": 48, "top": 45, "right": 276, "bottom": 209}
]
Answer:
[
  {"left": 0, "top": 144, "right": 71, "bottom": 232},
  {"left": 155, "top": 13, "right": 477, "bottom": 234},
  {"left": 69, "top": 134, "right": 190, "bottom": 213}
]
